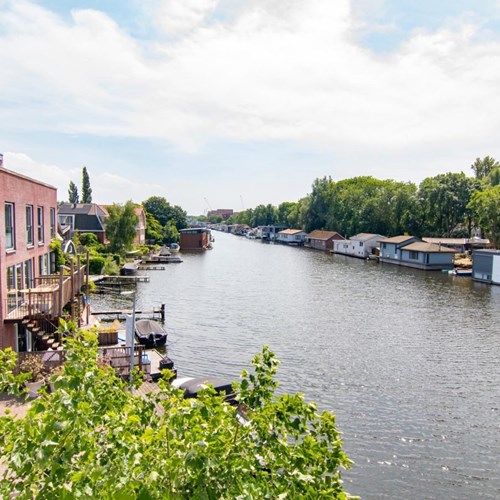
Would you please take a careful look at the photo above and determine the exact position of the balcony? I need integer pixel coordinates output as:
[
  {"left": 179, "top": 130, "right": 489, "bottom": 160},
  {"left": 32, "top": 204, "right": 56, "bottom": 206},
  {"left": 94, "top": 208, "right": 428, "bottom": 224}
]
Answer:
[{"left": 4, "top": 263, "right": 87, "bottom": 322}]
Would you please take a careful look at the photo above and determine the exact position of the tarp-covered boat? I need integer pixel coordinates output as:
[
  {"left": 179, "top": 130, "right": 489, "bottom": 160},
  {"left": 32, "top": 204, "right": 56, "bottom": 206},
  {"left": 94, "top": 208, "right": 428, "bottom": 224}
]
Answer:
[{"left": 135, "top": 319, "right": 168, "bottom": 348}]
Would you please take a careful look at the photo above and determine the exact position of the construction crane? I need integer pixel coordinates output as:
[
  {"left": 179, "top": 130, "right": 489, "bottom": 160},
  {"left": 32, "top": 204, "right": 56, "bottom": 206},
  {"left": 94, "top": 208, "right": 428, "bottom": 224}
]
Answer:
[{"left": 204, "top": 197, "right": 212, "bottom": 216}]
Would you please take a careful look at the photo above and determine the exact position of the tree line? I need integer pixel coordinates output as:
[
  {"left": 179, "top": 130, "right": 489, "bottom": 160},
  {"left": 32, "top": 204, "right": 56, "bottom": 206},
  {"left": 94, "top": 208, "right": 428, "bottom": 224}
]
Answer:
[{"left": 225, "top": 156, "right": 500, "bottom": 247}]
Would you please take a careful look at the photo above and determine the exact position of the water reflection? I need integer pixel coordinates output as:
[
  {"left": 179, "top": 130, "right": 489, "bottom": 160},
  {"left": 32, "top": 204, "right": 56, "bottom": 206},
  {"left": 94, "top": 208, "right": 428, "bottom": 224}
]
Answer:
[{"left": 92, "top": 232, "right": 500, "bottom": 499}]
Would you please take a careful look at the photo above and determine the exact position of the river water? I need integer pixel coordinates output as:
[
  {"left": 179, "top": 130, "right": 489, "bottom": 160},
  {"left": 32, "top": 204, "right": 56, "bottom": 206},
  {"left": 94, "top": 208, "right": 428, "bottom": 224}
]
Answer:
[{"left": 93, "top": 231, "right": 500, "bottom": 499}]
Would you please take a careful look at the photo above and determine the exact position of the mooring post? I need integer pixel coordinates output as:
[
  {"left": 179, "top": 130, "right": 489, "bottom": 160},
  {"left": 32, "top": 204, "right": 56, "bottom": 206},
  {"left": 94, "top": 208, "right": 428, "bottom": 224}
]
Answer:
[{"left": 161, "top": 303, "right": 165, "bottom": 322}]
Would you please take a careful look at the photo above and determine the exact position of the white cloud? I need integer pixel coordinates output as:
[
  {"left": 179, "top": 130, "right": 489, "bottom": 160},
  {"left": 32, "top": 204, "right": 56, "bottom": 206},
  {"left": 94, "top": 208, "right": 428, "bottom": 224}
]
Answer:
[
  {"left": 1, "top": 0, "right": 500, "bottom": 204},
  {"left": 2, "top": 152, "right": 165, "bottom": 204},
  {"left": 148, "top": 0, "right": 219, "bottom": 35}
]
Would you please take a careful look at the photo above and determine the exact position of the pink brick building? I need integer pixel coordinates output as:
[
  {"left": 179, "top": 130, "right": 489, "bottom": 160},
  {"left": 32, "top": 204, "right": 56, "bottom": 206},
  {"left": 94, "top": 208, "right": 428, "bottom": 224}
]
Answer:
[{"left": 0, "top": 166, "right": 58, "bottom": 350}]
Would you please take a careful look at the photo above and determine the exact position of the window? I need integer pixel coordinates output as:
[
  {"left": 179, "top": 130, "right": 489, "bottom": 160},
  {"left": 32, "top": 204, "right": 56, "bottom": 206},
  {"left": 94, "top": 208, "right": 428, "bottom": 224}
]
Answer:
[
  {"left": 409, "top": 251, "right": 419, "bottom": 260},
  {"left": 39, "top": 253, "right": 49, "bottom": 275},
  {"left": 6, "top": 265, "right": 17, "bottom": 313},
  {"left": 26, "top": 205, "right": 34, "bottom": 246},
  {"left": 37, "top": 206, "right": 44, "bottom": 243},
  {"left": 24, "top": 259, "right": 34, "bottom": 289},
  {"left": 359, "top": 242, "right": 364, "bottom": 247},
  {"left": 5, "top": 202, "right": 15, "bottom": 250},
  {"left": 50, "top": 207, "right": 56, "bottom": 238}
]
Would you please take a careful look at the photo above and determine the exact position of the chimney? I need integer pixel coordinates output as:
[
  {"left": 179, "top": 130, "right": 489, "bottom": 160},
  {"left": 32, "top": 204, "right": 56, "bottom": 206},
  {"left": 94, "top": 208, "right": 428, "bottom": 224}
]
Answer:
[{"left": 0, "top": 153, "right": 3, "bottom": 167}]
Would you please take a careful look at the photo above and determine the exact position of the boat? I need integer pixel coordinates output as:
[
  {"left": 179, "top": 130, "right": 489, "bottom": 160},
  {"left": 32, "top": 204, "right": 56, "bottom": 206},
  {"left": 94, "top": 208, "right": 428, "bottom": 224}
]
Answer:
[
  {"left": 165, "top": 255, "right": 183, "bottom": 263},
  {"left": 450, "top": 268, "right": 472, "bottom": 277},
  {"left": 120, "top": 260, "right": 140, "bottom": 276},
  {"left": 172, "top": 376, "right": 235, "bottom": 400},
  {"left": 169, "top": 243, "right": 180, "bottom": 253},
  {"left": 135, "top": 319, "right": 168, "bottom": 348}
]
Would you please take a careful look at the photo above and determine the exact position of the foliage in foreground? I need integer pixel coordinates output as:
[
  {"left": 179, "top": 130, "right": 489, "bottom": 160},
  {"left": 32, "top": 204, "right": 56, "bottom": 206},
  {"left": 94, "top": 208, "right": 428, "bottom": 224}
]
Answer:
[{"left": 0, "top": 333, "right": 355, "bottom": 499}]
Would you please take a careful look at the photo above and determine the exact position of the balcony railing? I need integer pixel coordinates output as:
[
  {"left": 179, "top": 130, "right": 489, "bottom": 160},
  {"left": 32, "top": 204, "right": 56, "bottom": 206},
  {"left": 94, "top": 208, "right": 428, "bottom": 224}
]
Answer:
[{"left": 4, "top": 262, "right": 87, "bottom": 322}]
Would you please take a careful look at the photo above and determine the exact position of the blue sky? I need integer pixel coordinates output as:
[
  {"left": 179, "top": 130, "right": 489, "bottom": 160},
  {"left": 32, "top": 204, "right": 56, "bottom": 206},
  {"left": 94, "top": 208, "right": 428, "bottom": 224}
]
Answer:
[{"left": 1, "top": 0, "right": 500, "bottom": 214}]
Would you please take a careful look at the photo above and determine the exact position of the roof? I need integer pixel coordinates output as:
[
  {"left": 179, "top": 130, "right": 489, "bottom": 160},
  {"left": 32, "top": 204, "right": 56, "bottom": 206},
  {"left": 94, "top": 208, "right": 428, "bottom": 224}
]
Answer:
[
  {"left": 402, "top": 242, "right": 456, "bottom": 253},
  {"left": 59, "top": 203, "right": 108, "bottom": 217},
  {"left": 307, "top": 230, "right": 344, "bottom": 240},
  {"left": 423, "top": 237, "right": 490, "bottom": 246},
  {"left": 351, "top": 233, "right": 385, "bottom": 241},
  {"left": 474, "top": 249, "right": 500, "bottom": 255},
  {"left": 379, "top": 235, "right": 416, "bottom": 244},
  {"left": 278, "top": 229, "right": 306, "bottom": 235}
]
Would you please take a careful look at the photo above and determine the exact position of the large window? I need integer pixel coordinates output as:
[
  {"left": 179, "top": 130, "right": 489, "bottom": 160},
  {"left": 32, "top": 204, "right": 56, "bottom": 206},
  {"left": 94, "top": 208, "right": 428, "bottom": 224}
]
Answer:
[
  {"left": 26, "top": 205, "right": 34, "bottom": 246},
  {"left": 37, "top": 206, "right": 44, "bottom": 243},
  {"left": 409, "top": 251, "right": 419, "bottom": 260},
  {"left": 24, "top": 258, "right": 33, "bottom": 289},
  {"left": 50, "top": 207, "right": 56, "bottom": 238},
  {"left": 39, "top": 253, "right": 49, "bottom": 276},
  {"left": 5, "top": 202, "right": 15, "bottom": 250}
]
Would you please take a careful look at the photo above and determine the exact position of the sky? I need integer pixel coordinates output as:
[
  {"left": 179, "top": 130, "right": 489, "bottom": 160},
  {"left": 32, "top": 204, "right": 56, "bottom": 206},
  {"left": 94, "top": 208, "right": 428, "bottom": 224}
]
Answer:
[{"left": 1, "top": 0, "right": 500, "bottom": 215}]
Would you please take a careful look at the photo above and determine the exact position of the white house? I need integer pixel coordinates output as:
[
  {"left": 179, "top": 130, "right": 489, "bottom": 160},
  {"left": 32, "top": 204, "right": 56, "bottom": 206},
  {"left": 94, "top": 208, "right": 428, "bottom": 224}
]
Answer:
[
  {"left": 333, "top": 233, "right": 384, "bottom": 259},
  {"left": 276, "top": 229, "right": 307, "bottom": 245}
]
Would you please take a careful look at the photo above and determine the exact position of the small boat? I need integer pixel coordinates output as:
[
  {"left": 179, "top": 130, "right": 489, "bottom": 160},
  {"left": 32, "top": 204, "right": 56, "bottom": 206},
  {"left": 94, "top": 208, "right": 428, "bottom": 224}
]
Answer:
[
  {"left": 172, "top": 376, "right": 235, "bottom": 399},
  {"left": 135, "top": 319, "right": 168, "bottom": 348},
  {"left": 120, "top": 260, "right": 140, "bottom": 276},
  {"left": 165, "top": 255, "right": 183, "bottom": 263},
  {"left": 169, "top": 243, "right": 180, "bottom": 253}
]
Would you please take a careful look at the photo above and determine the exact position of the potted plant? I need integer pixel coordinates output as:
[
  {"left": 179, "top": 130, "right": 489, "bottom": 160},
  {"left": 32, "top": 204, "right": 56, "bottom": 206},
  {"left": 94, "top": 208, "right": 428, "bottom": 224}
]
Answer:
[{"left": 19, "top": 354, "right": 47, "bottom": 398}]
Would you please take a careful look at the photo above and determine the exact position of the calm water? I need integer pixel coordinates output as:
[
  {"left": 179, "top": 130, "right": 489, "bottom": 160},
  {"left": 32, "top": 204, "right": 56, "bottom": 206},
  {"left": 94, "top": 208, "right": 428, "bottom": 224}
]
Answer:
[{"left": 93, "top": 231, "right": 500, "bottom": 499}]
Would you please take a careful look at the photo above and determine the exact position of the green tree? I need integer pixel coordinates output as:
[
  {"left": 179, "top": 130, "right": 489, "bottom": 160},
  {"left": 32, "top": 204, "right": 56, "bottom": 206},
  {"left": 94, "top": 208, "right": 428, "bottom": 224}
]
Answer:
[
  {"left": 145, "top": 212, "right": 164, "bottom": 244},
  {"left": 277, "top": 201, "right": 297, "bottom": 227},
  {"left": 81, "top": 166, "right": 92, "bottom": 203},
  {"left": 305, "top": 177, "right": 332, "bottom": 232},
  {"left": 417, "top": 173, "right": 480, "bottom": 237},
  {"left": 143, "top": 196, "right": 188, "bottom": 230},
  {"left": 0, "top": 333, "right": 354, "bottom": 498},
  {"left": 68, "top": 181, "right": 79, "bottom": 204},
  {"left": 105, "top": 200, "right": 139, "bottom": 254},
  {"left": 468, "top": 185, "right": 500, "bottom": 247},
  {"left": 162, "top": 220, "right": 179, "bottom": 245},
  {"left": 470, "top": 156, "right": 500, "bottom": 180}
]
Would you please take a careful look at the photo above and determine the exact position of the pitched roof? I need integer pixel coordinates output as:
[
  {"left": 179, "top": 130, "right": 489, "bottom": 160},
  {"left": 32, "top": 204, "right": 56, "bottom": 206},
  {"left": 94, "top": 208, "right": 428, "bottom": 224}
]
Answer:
[
  {"left": 379, "top": 235, "right": 415, "bottom": 244},
  {"left": 307, "top": 230, "right": 344, "bottom": 240},
  {"left": 278, "top": 229, "right": 305, "bottom": 235},
  {"left": 59, "top": 203, "right": 107, "bottom": 217},
  {"left": 351, "top": 233, "right": 385, "bottom": 241},
  {"left": 402, "top": 242, "right": 456, "bottom": 253},
  {"left": 423, "top": 237, "right": 490, "bottom": 246}
]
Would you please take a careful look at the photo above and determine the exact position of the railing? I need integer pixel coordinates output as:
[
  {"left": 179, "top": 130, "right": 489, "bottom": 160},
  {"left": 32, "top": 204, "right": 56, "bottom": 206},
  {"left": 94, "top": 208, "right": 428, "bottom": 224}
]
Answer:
[
  {"left": 15, "top": 345, "right": 146, "bottom": 379},
  {"left": 4, "top": 263, "right": 87, "bottom": 321}
]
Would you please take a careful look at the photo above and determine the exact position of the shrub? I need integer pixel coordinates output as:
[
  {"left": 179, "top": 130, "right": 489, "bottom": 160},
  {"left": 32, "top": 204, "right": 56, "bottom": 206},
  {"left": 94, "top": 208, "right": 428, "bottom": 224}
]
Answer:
[
  {"left": 88, "top": 255, "right": 106, "bottom": 275},
  {"left": 0, "top": 335, "right": 355, "bottom": 498}
]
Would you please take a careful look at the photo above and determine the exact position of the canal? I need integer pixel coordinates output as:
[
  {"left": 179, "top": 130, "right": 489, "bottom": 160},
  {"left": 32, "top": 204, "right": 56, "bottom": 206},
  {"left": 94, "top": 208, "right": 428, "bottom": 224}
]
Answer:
[{"left": 93, "top": 231, "right": 500, "bottom": 499}]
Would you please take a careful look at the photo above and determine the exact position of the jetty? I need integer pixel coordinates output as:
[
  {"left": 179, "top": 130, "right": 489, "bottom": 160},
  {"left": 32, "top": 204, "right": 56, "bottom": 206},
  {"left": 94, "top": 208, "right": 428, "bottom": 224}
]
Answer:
[{"left": 92, "top": 304, "right": 166, "bottom": 322}]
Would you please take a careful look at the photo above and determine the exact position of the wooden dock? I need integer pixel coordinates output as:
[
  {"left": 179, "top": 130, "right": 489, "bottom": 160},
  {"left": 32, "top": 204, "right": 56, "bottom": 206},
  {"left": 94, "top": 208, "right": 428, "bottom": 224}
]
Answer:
[
  {"left": 92, "top": 304, "right": 166, "bottom": 322},
  {"left": 93, "top": 275, "right": 150, "bottom": 284},
  {"left": 138, "top": 265, "right": 166, "bottom": 270}
]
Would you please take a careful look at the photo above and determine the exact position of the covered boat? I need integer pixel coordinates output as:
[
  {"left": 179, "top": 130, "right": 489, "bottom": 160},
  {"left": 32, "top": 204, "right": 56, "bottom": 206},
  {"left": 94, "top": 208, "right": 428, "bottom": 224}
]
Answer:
[
  {"left": 172, "top": 376, "right": 235, "bottom": 399},
  {"left": 135, "top": 319, "right": 168, "bottom": 348}
]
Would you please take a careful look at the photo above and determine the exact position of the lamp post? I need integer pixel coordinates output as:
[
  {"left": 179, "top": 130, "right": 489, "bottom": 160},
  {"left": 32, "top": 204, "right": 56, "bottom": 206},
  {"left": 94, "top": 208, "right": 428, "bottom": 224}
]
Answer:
[{"left": 121, "top": 289, "right": 136, "bottom": 387}]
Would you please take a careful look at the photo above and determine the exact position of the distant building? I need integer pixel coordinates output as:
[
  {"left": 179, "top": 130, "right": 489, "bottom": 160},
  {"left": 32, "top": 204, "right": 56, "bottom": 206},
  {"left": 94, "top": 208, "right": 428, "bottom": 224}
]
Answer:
[
  {"left": 276, "top": 229, "right": 307, "bottom": 246},
  {"left": 472, "top": 249, "right": 500, "bottom": 285},
  {"left": 333, "top": 233, "right": 384, "bottom": 259},
  {"left": 306, "top": 230, "right": 344, "bottom": 251},
  {"left": 179, "top": 228, "right": 212, "bottom": 250},
  {"left": 208, "top": 209, "right": 234, "bottom": 220},
  {"left": 422, "top": 237, "right": 490, "bottom": 253},
  {"left": 379, "top": 235, "right": 455, "bottom": 271},
  {"left": 58, "top": 203, "right": 108, "bottom": 243}
]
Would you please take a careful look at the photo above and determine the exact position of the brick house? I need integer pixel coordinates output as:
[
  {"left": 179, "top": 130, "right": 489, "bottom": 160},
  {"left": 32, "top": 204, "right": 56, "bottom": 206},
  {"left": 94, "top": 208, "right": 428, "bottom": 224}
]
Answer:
[{"left": 1, "top": 165, "right": 86, "bottom": 351}]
